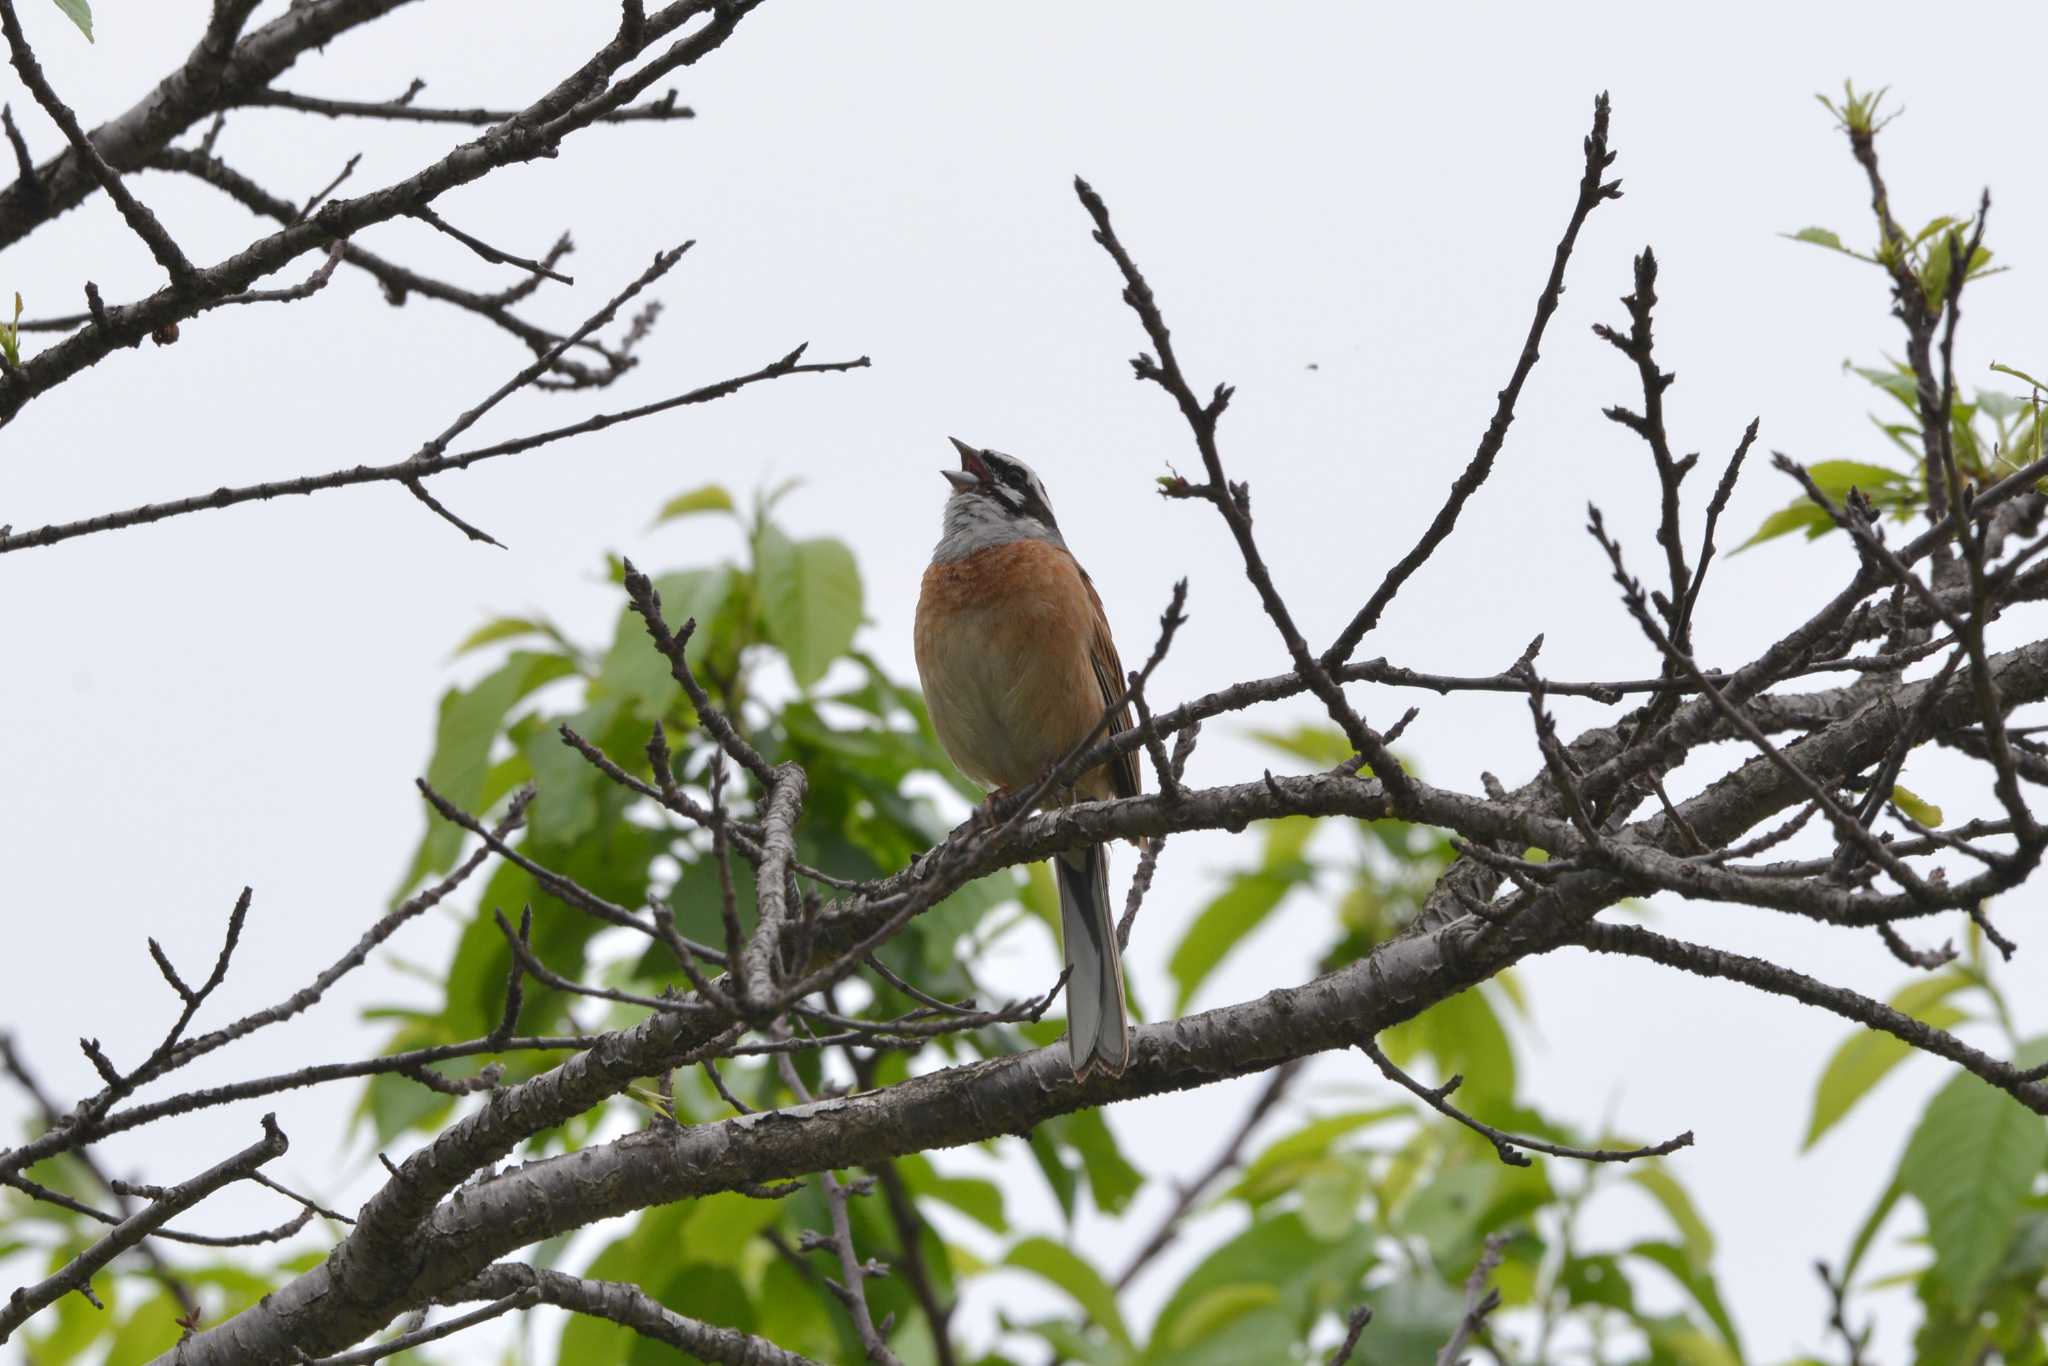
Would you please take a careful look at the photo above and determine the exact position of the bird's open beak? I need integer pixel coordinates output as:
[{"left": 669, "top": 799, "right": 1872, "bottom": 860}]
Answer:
[{"left": 943, "top": 436, "right": 990, "bottom": 491}]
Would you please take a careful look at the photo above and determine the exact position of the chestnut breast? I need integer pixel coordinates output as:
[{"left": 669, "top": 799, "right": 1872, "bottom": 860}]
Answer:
[{"left": 915, "top": 539, "right": 1114, "bottom": 798}]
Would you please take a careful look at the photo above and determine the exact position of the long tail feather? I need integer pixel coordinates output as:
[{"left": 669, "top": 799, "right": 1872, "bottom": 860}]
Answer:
[{"left": 1055, "top": 843, "right": 1129, "bottom": 1078}]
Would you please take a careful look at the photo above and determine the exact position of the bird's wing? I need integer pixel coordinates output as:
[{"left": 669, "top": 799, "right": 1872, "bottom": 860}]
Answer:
[{"left": 1077, "top": 565, "right": 1142, "bottom": 802}]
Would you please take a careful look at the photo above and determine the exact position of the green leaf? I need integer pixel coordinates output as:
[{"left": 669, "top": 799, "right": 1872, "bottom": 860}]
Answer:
[
  {"left": 1629, "top": 1161, "right": 1716, "bottom": 1268},
  {"left": 1975, "top": 389, "right": 2028, "bottom": 422},
  {"left": 1065, "top": 1107, "right": 1143, "bottom": 1216},
  {"left": 1897, "top": 1039, "right": 2048, "bottom": 1304},
  {"left": 25, "top": 1256, "right": 120, "bottom": 1363},
  {"left": 1804, "top": 970, "right": 1973, "bottom": 1149},
  {"left": 1628, "top": 1240, "right": 1745, "bottom": 1355},
  {"left": 1737, "top": 499, "right": 1836, "bottom": 550},
  {"left": 1562, "top": 1253, "right": 1635, "bottom": 1313},
  {"left": 362, "top": 1069, "right": 452, "bottom": 1145},
  {"left": 1362, "top": 1273, "right": 1466, "bottom": 1362},
  {"left": 1806, "top": 458, "right": 1915, "bottom": 494},
  {"left": 1890, "top": 784, "right": 1945, "bottom": 828},
  {"left": 49, "top": 0, "right": 91, "bottom": 41},
  {"left": 562, "top": 1204, "right": 765, "bottom": 1365},
  {"left": 1247, "top": 724, "right": 1354, "bottom": 768},
  {"left": 1260, "top": 814, "right": 1320, "bottom": 868},
  {"left": 521, "top": 703, "right": 619, "bottom": 846},
  {"left": 1850, "top": 362, "right": 1924, "bottom": 414},
  {"left": 1379, "top": 984, "right": 1516, "bottom": 1111},
  {"left": 1026, "top": 1125, "right": 1078, "bottom": 1221},
  {"left": 652, "top": 483, "right": 736, "bottom": 524},
  {"left": 0, "top": 292, "right": 20, "bottom": 369},
  {"left": 678, "top": 1190, "right": 784, "bottom": 1263},
  {"left": 449, "top": 615, "right": 559, "bottom": 658},
  {"left": 1005, "top": 1236, "right": 1131, "bottom": 1349},
  {"left": 1911, "top": 216, "right": 1960, "bottom": 248},
  {"left": 1010, "top": 1318, "right": 1126, "bottom": 1366},
  {"left": 1395, "top": 1160, "right": 1502, "bottom": 1272},
  {"left": 592, "top": 567, "right": 734, "bottom": 718},
  {"left": 1841, "top": 1177, "right": 1904, "bottom": 1284},
  {"left": 394, "top": 650, "right": 575, "bottom": 899},
  {"left": 755, "top": 525, "right": 863, "bottom": 689},
  {"left": 103, "top": 1293, "right": 180, "bottom": 1366},
  {"left": 1990, "top": 361, "right": 2048, "bottom": 394},
  {"left": 1151, "top": 1211, "right": 1376, "bottom": 1349},
  {"left": 1168, "top": 869, "right": 1305, "bottom": 1012},
  {"left": 1642, "top": 1317, "right": 1745, "bottom": 1366},
  {"left": 1228, "top": 1107, "right": 1409, "bottom": 1206},
  {"left": 754, "top": 1255, "right": 841, "bottom": 1361},
  {"left": 897, "top": 1153, "right": 1007, "bottom": 1234},
  {"left": 1789, "top": 226, "right": 1846, "bottom": 250},
  {"left": 1782, "top": 226, "right": 1875, "bottom": 263},
  {"left": 1158, "top": 1283, "right": 1281, "bottom": 1352},
  {"left": 1297, "top": 1155, "right": 1372, "bottom": 1242}
]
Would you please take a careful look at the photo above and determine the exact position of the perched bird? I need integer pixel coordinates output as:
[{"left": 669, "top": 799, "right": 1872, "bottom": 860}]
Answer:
[{"left": 914, "top": 438, "right": 1139, "bottom": 1078}]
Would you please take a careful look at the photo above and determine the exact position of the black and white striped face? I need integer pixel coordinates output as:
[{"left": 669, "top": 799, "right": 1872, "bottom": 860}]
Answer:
[
  {"left": 933, "top": 438, "right": 1066, "bottom": 563},
  {"left": 944, "top": 438, "right": 1059, "bottom": 532}
]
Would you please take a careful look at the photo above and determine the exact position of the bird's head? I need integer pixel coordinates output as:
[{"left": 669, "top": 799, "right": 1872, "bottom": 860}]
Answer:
[{"left": 941, "top": 436, "right": 1060, "bottom": 535}]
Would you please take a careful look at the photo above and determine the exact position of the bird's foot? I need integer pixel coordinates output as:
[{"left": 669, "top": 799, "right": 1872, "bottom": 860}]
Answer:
[{"left": 969, "top": 787, "right": 1016, "bottom": 833}]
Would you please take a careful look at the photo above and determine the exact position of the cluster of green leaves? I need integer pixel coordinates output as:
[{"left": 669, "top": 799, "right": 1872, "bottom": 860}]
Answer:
[
  {"left": 1743, "top": 359, "right": 2042, "bottom": 549},
  {"left": 1814, "top": 81, "right": 1897, "bottom": 138},
  {"left": 1748, "top": 122, "right": 2042, "bottom": 551},
  {"left": 1798, "top": 926, "right": 2048, "bottom": 1365}
]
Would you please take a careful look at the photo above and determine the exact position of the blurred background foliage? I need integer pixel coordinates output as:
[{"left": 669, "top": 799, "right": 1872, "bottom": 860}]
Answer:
[{"left": 12, "top": 474, "right": 2045, "bottom": 1365}]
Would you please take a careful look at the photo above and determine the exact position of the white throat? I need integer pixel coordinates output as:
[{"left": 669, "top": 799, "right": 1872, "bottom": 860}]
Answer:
[{"left": 932, "top": 491, "right": 1065, "bottom": 564}]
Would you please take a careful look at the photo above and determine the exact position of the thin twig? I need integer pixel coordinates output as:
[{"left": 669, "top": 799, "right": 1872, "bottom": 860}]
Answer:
[
  {"left": 1359, "top": 1038, "right": 1691, "bottom": 1166},
  {"left": 1326, "top": 91, "right": 1621, "bottom": 665},
  {"left": 0, "top": 347, "right": 868, "bottom": 554},
  {"left": 408, "top": 202, "right": 574, "bottom": 284},
  {"left": 0, "top": 0, "right": 194, "bottom": 286},
  {"left": 1436, "top": 1234, "right": 1507, "bottom": 1366},
  {"left": 244, "top": 87, "right": 693, "bottom": 125},
  {"left": 306, "top": 1290, "right": 540, "bottom": 1366}
]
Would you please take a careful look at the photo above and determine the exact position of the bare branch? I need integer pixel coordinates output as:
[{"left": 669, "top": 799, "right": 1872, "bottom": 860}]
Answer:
[
  {"left": 1326, "top": 91, "right": 1621, "bottom": 665},
  {"left": 1575, "top": 922, "right": 2048, "bottom": 1108},
  {"left": 1076, "top": 174, "right": 1413, "bottom": 807},
  {"left": 408, "top": 202, "right": 574, "bottom": 285},
  {"left": 436, "top": 1265, "right": 822, "bottom": 1366},
  {"left": 307, "top": 1290, "right": 540, "bottom": 1366},
  {"left": 1436, "top": 1234, "right": 1506, "bottom": 1366},
  {"left": 0, "top": 0, "right": 195, "bottom": 286},
  {"left": 0, "top": 346, "right": 867, "bottom": 555},
  {"left": 244, "top": 86, "right": 694, "bottom": 125},
  {"left": 0, "top": 1115, "right": 286, "bottom": 1343},
  {"left": 1359, "top": 1038, "right": 1692, "bottom": 1166}
]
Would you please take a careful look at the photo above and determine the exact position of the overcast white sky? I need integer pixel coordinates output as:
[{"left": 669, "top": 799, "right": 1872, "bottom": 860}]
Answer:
[{"left": 6, "top": 2, "right": 2048, "bottom": 1361}]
